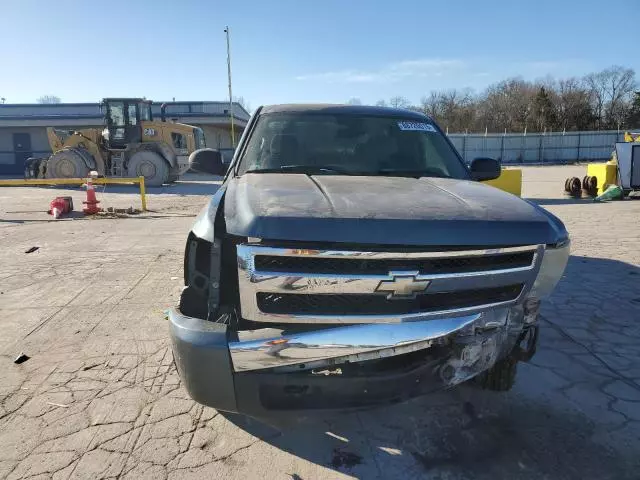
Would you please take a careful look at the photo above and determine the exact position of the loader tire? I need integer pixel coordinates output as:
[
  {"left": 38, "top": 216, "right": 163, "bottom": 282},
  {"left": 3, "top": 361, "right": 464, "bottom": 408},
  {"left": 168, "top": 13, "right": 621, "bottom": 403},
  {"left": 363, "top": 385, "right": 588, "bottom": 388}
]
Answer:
[
  {"left": 45, "top": 149, "right": 90, "bottom": 179},
  {"left": 127, "top": 150, "right": 169, "bottom": 187},
  {"left": 474, "top": 356, "right": 518, "bottom": 391},
  {"left": 168, "top": 166, "right": 180, "bottom": 183}
]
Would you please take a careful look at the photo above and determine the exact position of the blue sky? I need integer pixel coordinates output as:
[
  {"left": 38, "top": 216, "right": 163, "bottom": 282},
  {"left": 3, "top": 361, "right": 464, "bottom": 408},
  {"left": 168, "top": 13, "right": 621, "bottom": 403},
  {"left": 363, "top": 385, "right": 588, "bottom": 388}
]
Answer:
[{"left": 1, "top": 0, "right": 638, "bottom": 107}]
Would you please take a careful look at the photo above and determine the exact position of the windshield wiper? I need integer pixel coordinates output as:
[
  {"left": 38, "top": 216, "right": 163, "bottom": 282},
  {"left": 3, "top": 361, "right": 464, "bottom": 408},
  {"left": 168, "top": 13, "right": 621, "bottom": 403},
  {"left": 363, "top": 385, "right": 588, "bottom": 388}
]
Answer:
[
  {"left": 373, "top": 168, "right": 449, "bottom": 178},
  {"left": 244, "top": 165, "right": 354, "bottom": 175}
]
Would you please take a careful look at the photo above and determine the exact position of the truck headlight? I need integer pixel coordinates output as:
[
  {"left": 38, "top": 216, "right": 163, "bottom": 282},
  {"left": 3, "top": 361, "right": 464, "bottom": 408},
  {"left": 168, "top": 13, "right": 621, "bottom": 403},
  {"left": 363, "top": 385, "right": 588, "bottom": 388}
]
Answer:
[{"left": 529, "top": 239, "right": 570, "bottom": 299}]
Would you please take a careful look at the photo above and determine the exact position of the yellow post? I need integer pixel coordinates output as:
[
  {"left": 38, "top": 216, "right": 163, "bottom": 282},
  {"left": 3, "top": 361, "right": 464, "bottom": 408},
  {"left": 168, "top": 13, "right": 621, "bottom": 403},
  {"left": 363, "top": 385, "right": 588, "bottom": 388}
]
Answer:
[
  {"left": 0, "top": 176, "right": 149, "bottom": 211},
  {"left": 139, "top": 176, "right": 147, "bottom": 211}
]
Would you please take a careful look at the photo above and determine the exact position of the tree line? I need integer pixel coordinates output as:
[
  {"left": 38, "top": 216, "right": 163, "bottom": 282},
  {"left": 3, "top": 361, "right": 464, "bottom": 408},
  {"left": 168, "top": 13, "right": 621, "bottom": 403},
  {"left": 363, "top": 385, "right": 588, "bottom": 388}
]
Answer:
[{"left": 349, "top": 65, "right": 640, "bottom": 133}]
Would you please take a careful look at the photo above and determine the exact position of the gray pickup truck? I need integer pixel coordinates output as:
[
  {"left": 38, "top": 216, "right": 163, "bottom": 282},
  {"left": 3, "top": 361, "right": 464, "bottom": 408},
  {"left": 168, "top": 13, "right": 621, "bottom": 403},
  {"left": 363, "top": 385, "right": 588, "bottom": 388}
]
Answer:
[{"left": 170, "top": 104, "right": 570, "bottom": 423}]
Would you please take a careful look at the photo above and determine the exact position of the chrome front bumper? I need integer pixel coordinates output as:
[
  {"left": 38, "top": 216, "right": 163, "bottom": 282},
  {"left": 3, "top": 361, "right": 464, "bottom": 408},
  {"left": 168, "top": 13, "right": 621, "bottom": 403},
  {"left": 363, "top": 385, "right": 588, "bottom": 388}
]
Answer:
[
  {"left": 169, "top": 305, "right": 529, "bottom": 419},
  {"left": 172, "top": 305, "right": 522, "bottom": 373},
  {"left": 229, "top": 313, "right": 481, "bottom": 372}
]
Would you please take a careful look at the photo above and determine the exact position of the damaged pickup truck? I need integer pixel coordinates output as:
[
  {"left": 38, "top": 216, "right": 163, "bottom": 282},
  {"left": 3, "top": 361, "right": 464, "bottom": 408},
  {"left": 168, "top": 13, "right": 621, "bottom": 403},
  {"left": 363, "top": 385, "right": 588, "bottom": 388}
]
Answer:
[{"left": 170, "top": 104, "right": 570, "bottom": 422}]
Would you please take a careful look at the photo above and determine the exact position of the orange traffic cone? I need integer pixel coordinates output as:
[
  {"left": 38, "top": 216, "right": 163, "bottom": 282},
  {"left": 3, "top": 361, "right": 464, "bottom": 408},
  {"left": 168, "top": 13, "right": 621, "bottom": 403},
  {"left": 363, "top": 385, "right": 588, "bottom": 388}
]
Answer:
[
  {"left": 83, "top": 178, "right": 101, "bottom": 215},
  {"left": 48, "top": 196, "right": 73, "bottom": 219}
]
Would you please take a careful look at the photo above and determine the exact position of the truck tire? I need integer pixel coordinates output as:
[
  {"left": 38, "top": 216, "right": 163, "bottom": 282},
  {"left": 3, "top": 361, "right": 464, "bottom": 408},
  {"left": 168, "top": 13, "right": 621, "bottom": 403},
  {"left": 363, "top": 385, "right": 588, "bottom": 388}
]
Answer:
[
  {"left": 45, "top": 149, "right": 90, "bottom": 179},
  {"left": 127, "top": 150, "right": 169, "bottom": 187},
  {"left": 474, "top": 356, "right": 517, "bottom": 391}
]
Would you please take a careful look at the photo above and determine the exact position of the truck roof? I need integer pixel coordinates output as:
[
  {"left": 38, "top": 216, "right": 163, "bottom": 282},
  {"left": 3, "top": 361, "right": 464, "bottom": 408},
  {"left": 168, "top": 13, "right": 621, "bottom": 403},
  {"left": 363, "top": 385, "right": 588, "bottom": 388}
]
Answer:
[{"left": 260, "top": 103, "right": 433, "bottom": 120}]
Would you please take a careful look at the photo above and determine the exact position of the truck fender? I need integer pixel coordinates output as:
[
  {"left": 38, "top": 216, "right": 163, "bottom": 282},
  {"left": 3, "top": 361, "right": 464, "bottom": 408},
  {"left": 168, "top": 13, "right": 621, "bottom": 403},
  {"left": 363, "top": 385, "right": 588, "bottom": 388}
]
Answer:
[
  {"left": 192, "top": 186, "right": 227, "bottom": 242},
  {"left": 182, "top": 186, "right": 227, "bottom": 319}
]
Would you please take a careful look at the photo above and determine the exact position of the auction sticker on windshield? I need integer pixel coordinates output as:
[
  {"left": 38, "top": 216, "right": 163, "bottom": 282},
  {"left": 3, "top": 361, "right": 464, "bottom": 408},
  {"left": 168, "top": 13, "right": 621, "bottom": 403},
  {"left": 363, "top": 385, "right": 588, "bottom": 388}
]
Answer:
[{"left": 397, "top": 121, "right": 437, "bottom": 132}]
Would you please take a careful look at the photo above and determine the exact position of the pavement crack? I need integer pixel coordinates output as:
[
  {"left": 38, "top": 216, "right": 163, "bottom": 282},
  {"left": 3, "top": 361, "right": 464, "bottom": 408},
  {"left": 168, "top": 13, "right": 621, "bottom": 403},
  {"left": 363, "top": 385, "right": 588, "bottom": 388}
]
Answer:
[{"left": 541, "top": 315, "right": 640, "bottom": 391}]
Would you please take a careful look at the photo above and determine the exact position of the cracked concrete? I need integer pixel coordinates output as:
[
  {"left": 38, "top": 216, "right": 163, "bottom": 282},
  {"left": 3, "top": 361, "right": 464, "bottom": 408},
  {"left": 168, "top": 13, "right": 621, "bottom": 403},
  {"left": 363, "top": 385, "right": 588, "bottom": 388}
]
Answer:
[{"left": 1, "top": 167, "right": 639, "bottom": 479}]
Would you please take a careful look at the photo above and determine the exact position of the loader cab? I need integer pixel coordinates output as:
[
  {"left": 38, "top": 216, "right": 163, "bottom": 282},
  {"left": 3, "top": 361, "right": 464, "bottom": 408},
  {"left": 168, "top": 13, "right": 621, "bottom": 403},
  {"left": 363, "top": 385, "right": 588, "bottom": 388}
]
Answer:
[{"left": 101, "top": 98, "right": 152, "bottom": 149}]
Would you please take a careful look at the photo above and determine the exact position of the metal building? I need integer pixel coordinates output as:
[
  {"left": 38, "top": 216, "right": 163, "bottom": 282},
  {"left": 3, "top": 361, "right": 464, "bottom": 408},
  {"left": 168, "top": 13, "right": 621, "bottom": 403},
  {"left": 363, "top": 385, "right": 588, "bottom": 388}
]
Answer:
[{"left": 0, "top": 101, "right": 250, "bottom": 175}]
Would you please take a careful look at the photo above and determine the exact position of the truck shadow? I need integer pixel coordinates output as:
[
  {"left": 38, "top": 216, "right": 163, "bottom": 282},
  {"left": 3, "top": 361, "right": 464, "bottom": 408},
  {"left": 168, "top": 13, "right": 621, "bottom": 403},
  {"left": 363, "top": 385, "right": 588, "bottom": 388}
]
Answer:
[
  {"left": 222, "top": 254, "right": 640, "bottom": 479},
  {"left": 222, "top": 385, "right": 638, "bottom": 479},
  {"left": 526, "top": 196, "right": 601, "bottom": 205}
]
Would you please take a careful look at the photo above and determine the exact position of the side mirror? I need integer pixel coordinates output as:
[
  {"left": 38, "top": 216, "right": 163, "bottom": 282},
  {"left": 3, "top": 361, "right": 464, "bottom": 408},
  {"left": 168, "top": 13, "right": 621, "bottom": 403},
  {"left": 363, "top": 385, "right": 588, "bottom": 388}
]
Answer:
[
  {"left": 188, "top": 148, "right": 226, "bottom": 176},
  {"left": 470, "top": 157, "right": 501, "bottom": 181}
]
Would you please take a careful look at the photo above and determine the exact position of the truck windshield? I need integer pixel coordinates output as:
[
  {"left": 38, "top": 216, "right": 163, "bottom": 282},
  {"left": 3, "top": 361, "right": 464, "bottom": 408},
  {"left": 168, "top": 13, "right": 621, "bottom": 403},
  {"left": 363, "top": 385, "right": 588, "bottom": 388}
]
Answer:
[{"left": 237, "top": 112, "right": 469, "bottom": 179}]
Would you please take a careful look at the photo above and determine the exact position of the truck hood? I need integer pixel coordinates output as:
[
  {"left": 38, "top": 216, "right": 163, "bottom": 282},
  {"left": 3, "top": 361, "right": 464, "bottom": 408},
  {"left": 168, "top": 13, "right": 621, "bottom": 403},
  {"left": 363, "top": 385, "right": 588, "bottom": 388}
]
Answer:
[{"left": 223, "top": 173, "right": 565, "bottom": 247}]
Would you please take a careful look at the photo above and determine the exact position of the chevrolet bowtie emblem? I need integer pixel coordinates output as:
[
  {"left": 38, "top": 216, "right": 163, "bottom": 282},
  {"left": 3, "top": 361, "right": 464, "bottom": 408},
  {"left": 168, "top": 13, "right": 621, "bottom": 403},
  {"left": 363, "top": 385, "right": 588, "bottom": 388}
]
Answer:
[{"left": 375, "top": 272, "right": 431, "bottom": 299}]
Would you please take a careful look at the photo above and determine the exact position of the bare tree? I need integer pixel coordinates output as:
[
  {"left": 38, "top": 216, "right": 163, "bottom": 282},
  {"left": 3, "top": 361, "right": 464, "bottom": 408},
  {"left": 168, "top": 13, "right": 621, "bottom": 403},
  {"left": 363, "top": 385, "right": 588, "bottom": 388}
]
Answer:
[
  {"left": 584, "top": 66, "right": 636, "bottom": 129},
  {"left": 388, "top": 96, "right": 410, "bottom": 109},
  {"left": 346, "top": 98, "right": 362, "bottom": 105},
  {"left": 375, "top": 100, "right": 387, "bottom": 107},
  {"left": 417, "top": 90, "right": 476, "bottom": 132},
  {"left": 334, "top": 65, "right": 635, "bottom": 132},
  {"left": 626, "top": 91, "right": 640, "bottom": 128},
  {"left": 477, "top": 78, "right": 537, "bottom": 132},
  {"left": 556, "top": 78, "right": 595, "bottom": 130},
  {"left": 419, "top": 92, "right": 442, "bottom": 118},
  {"left": 37, "top": 95, "right": 61, "bottom": 104},
  {"left": 531, "top": 87, "right": 558, "bottom": 131}
]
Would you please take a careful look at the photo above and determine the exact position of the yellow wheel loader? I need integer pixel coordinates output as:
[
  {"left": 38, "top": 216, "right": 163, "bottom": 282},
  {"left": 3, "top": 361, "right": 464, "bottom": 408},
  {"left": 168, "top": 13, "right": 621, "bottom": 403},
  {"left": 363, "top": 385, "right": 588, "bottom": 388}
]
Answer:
[{"left": 25, "top": 98, "right": 208, "bottom": 186}]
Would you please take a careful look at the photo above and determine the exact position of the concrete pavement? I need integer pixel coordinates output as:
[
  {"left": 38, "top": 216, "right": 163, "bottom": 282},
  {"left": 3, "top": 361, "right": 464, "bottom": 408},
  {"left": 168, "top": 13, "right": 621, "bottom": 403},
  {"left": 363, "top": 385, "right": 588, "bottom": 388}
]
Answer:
[{"left": 0, "top": 166, "right": 638, "bottom": 479}]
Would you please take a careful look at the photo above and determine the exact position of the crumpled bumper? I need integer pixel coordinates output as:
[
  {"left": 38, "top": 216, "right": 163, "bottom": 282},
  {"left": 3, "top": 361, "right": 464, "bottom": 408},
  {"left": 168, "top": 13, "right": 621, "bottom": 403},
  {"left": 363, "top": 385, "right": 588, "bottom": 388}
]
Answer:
[{"left": 169, "top": 306, "right": 528, "bottom": 422}]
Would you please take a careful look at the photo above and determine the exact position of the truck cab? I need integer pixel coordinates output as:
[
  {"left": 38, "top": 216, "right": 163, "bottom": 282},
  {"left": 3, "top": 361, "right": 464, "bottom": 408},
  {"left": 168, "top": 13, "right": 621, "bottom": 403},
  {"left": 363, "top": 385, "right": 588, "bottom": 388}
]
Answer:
[{"left": 169, "top": 104, "right": 570, "bottom": 424}]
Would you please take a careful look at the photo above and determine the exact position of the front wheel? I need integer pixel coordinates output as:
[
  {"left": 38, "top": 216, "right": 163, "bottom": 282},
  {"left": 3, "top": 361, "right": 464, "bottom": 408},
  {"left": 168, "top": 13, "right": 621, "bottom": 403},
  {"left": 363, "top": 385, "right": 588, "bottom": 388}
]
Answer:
[
  {"left": 127, "top": 151, "right": 169, "bottom": 187},
  {"left": 45, "top": 149, "right": 90, "bottom": 179}
]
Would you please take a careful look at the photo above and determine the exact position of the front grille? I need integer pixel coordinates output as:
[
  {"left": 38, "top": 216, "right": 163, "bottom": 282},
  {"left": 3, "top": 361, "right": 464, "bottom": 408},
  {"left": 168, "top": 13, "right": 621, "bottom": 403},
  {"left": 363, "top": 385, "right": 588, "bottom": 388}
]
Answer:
[
  {"left": 254, "top": 251, "right": 534, "bottom": 275},
  {"left": 257, "top": 284, "right": 523, "bottom": 316},
  {"left": 238, "top": 244, "right": 541, "bottom": 323}
]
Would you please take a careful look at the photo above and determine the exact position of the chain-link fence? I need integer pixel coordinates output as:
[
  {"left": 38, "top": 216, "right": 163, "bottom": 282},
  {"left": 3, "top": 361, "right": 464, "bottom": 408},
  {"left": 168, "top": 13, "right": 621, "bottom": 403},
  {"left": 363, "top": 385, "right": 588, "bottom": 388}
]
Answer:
[{"left": 448, "top": 130, "right": 624, "bottom": 164}]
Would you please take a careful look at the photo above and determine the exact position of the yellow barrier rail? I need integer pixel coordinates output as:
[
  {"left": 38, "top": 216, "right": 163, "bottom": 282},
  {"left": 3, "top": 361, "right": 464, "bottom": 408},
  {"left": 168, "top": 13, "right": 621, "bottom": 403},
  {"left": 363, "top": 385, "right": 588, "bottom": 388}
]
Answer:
[{"left": 0, "top": 176, "right": 147, "bottom": 211}]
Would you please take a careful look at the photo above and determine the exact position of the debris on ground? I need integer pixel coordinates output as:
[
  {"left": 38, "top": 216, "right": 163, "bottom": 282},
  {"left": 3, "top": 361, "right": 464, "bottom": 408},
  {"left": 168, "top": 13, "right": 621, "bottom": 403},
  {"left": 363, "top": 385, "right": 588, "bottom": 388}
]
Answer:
[
  {"left": 82, "top": 363, "right": 102, "bottom": 371},
  {"left": 594, "top": 185, "right": 623, "bottom": 202},
  {"left": 24, "top": 246, "right": 39, "bottom": 254},
  {"left": 14, "top": 353, "right": 30, "bottom": 364},
  {"left": 93, "top": 207, "right": 142, "bottom": 218},
  {"left": 46, "top": 402, "right": 70, "bottom": 408}
]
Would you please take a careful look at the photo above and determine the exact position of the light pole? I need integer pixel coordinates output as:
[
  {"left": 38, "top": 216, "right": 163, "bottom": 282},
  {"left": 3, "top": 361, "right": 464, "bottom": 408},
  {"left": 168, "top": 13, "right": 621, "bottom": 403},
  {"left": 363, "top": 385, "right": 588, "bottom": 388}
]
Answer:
[{"left": 224, "top": 26, "right": 235, "bottom": 148}]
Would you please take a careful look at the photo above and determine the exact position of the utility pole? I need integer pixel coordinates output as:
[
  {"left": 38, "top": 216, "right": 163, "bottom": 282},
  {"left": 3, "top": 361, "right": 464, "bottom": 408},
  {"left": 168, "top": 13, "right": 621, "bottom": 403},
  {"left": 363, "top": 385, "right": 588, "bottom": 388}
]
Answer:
[{"left": 224, "top": 26, "right": 235, "bottom": 148}]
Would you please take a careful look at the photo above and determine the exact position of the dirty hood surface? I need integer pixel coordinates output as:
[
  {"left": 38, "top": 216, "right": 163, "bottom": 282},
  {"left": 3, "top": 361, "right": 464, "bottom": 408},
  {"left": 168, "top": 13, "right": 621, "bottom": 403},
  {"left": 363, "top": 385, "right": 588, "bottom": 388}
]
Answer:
[{"left": 223, "top": 173, "right": 562, "bottom": 246}]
